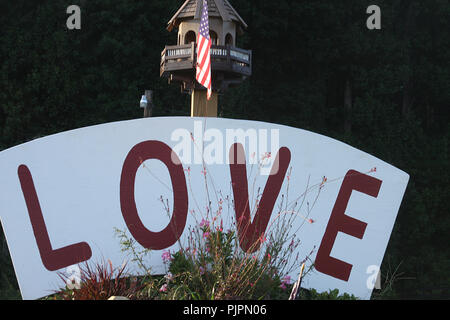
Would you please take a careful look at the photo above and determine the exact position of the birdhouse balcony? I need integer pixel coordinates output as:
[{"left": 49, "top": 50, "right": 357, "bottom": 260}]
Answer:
[{"left": 160, "top": 42, "right": 252, "bottom": 91}]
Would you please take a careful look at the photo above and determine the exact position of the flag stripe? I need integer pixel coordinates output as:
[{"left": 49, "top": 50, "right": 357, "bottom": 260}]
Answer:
[
  {"left": 200, "top": 61, "right": 210, "bottom": 85},
  {"left": 195, "top": 0, "right": 212, "bottom": 100}
]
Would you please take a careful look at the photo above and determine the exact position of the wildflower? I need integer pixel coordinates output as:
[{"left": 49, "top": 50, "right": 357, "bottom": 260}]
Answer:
[
  {"left": 199, "top": 219, "right": 210, "bottom": 228},
  {"left": 164, "top": 272, "right": 173, "bottom": 282},
  {"left": 320, "top": 176, "right": 327, "bottom": 188},
  {"left": 279, "top": 275, "right": 291, "bottom": 291},
  {"left": 259, "top": 233, "right": 266, "bottom": 243},
  {"left": 159, "top": 284, "right": 168, "bottom": 292},
  {"left": 264, "top": 152, "right": 272, "bottom": 159},
  {"left": 199, "top": 266, "right": 205, "bottom": 275},
  {"left": 161, "top": 250, "right": 172, "bottom": 263},
  {"left": 289, "top": 239, "right": 295, "bottom": 250},
  {"left": 282, "top": 275, "right": 291, "bottom": 285},
  {"left": 203, "top": 231, "right": 210, "bottom": 239}
]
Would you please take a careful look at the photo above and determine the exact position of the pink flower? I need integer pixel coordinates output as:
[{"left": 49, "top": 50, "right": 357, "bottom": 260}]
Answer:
[
  {"left": 289, "top": 239, "right": 295, "bottom": 248},
  {"left": 320, "top": 176, "right": 327, "bottom": 188},
  {"left": 279, "top": 282, "right": 287, "bottom": 290},
  {"left": 281, "top": 275, "right": 291, "bottom": 285},
  {"left": 262, "top": 152, "right": 272, "bottom": 160},
  {"left": 199, "top": 266, "right": 205, "bottom": 275},
  {"left": 203, "top": 231, "right": 210, "bottom": 239},
  {"left": 161, "top": 250, "right": 172, "bottom": 263},
  {"left": 259, "top": 233, "right": 266, "bottom": 243},
  {"left": 164, "top": 272, "right": 173, "bottom": 282},
  {"left": 199, "top": 219, "right": 210, "bottom": 228},
  {"left": 159, "top": 284, "right": 168, "bottom": 292}
]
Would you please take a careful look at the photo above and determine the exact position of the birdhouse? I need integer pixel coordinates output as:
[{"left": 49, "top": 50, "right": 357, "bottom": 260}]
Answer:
[{"left": 160, "top": 0, "right": 252, "bottom": 117}]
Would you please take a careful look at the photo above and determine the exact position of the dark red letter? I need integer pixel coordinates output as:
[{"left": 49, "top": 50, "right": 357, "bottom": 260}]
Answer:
[
  {"left": 18, "top": 165, "right": 92, "bottom": 271},
  {"left": 229, "top": 143, "right": 291, "bottom": 252},
  {"left": 315, "top": 170, "right": 382, "bottom": 281},
  {"left": 120, "top": 141, "right": 188, "bottom": 250}
]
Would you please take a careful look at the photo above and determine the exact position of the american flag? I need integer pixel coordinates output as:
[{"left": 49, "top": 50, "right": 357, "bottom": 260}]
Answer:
[{"left": 196, "top": 0, "right": 212, "bottom": 100}]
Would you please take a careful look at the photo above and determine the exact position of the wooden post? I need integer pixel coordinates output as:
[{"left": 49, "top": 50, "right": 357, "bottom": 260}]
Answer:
[
  {"left": 144, "top": 90, "right": 153, "bottom": 118},
  {"left": 190, "top": 90, "right": 218, "bottom": 117}
]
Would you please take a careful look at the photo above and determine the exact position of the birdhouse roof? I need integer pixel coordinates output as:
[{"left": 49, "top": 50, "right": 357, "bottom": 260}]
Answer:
[{"left": 167, "top": 0, "right": 248, "bottom": 31}]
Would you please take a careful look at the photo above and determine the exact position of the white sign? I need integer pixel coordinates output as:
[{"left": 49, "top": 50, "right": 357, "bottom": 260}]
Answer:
[{"left": 0, "top": 117, "right": 409, "bottom": 299}]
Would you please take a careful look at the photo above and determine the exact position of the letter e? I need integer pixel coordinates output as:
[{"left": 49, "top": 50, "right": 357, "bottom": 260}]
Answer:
[{"left": 315, "top": 170, "right": 382, "bottom": 281}]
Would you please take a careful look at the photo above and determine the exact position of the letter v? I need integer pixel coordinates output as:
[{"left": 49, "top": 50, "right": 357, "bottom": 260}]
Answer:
[
  {"left": 18, "top": 165, "right": 92, "bottom": 271},
  {"left": 229, "top": 143, "right": 291, "bottom": 252}
]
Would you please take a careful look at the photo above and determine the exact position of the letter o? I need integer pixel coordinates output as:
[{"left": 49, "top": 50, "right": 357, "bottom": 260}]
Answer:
[{"left": 120, "top": 141, "right": 188, "bottom": 250}]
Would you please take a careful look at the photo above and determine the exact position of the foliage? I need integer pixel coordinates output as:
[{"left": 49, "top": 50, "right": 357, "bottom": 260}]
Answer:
[
  {"left": 297, "top": 288, "right": 357, "bottom": 300},
  {"left": 104, "top": 145, "right": 327, "bottom": 301},
  {"left": 113, "top": 226, "right": 297, "bottom": 300},
  {"left": 53, "top": 259, "right": 143, "bottom": 300}
]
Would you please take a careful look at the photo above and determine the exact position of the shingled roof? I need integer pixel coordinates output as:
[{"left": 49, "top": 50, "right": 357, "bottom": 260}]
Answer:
[{"left": 167, "top": 0, "right": 248, "bottom": 31}]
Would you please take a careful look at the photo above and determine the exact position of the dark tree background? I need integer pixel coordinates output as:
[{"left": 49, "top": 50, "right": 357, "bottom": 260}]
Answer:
[{"left": 0, "top": 0, "right": 449, "bottom": 299}]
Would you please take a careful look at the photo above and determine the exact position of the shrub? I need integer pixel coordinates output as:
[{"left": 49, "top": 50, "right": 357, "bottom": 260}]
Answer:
[{"left": 54, "top": 259, "right": 143, "bottom": 300}]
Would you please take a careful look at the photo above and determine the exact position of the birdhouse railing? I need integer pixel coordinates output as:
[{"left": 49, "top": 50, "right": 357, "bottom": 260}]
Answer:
[{"left": 160, "top": 43, "right": 252, "bottom": 77}]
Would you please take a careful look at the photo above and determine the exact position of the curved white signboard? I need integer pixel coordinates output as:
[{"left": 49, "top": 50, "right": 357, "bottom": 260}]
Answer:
[{"left": 0, "top": 117, "right": 409, "bottom": 299}]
